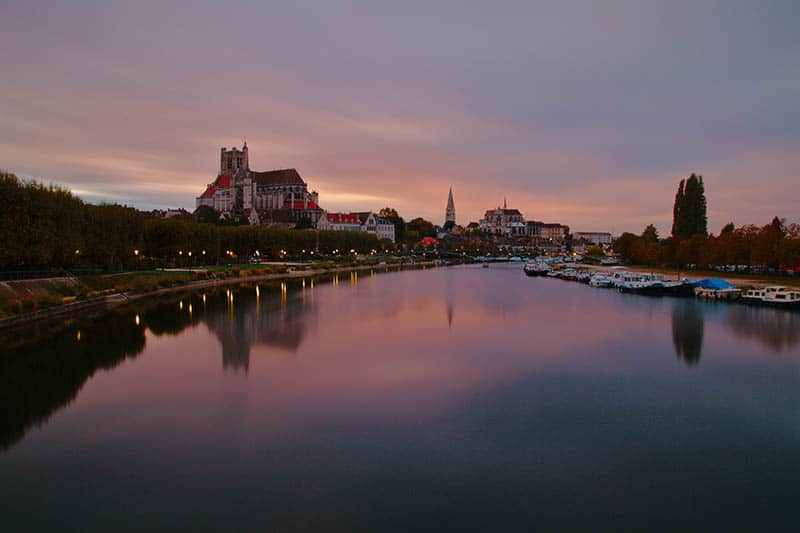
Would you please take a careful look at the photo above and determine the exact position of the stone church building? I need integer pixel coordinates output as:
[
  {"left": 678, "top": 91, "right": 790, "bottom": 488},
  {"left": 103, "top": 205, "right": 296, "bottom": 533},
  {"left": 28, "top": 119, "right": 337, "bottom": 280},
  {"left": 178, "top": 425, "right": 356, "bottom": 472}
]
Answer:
[{"left": 196, "top": 143, "right": 323, "bottom": 226}]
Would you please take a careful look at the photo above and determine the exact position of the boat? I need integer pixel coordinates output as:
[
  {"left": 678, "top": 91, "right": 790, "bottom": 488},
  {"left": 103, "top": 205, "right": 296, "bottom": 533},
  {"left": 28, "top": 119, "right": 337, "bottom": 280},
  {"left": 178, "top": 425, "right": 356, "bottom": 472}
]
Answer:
[
  {"left": 741, "top": 286, "right": 799, "bottom": 308},
  {"left": 561, "top": 268, "right": 578, "bottom": 281},
  {"left": 742, "top": 286, "right": 785, "bottom": 304},
  {"left": 546, "top": 269, "right": 563, "bottom": 278},
  {"left": 611, "top": 271, "right": 662, "bottom": 288},
  {"left": 763, "top": 289, "right": 800, "bottom": 309},
  {"left": 693, "top": 278, "right": 741, "bottom": 300},
  {"left": 523, "top": 262, "right": 550, "bottom": 277},
  {"left": 618, "top": 278, "right": 694, "bottom": 297},
  {"left": 576, "top": 270, "right": 593, "bottom": 284},
  {"left": 589, "top": 273, "right": 614, "bottom": 288}
]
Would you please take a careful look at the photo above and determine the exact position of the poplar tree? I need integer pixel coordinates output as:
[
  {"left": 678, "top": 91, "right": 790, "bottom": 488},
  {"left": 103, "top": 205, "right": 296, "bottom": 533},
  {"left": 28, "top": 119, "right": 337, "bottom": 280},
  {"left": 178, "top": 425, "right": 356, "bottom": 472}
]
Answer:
[{"left": 671, "top": 173, "right": 707, "bottom": 238}]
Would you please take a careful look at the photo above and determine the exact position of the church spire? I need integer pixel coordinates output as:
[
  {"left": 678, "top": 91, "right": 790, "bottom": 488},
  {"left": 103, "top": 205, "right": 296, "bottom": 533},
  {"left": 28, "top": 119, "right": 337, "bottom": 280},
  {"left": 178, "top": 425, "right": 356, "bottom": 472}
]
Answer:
[
  {"left": 503, "top": 197, "right": 507, "bottom": 209},
  {"left": 445, "top": 187, "right": 456, "bottom": 225}
]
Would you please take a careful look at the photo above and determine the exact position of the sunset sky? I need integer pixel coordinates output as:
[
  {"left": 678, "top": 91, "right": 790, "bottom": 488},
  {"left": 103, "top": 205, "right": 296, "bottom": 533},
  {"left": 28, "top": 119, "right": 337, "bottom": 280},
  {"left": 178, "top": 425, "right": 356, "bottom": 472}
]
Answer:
[{"left": 1, "top": 0, "right": 798, "bottom": 234}]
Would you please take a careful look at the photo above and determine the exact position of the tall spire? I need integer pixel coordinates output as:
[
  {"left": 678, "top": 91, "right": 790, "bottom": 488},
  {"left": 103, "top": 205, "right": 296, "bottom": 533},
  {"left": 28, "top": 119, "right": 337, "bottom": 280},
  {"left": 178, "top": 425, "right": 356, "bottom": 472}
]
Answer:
[
  {"left": 503, "top": 197, "right": 507, "bottom": 209},
  {"left": 445, "top": 187, "right": 456, "bottom": 225}
]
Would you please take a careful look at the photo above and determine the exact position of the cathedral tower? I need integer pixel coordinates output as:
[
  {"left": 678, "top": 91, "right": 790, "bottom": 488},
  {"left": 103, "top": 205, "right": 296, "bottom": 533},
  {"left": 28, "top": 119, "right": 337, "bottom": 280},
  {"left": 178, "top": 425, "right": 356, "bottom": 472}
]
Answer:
[{"left": 220, "top": 142, "right": 249, "bottom": 175}]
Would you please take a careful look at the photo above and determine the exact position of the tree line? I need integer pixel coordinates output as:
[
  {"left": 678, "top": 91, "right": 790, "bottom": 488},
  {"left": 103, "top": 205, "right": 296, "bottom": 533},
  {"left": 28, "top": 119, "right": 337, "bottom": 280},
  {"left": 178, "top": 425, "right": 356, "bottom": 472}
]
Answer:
[
  {"left": 0, "top": 172, "right": 386, "bottom": 271},
  {"left": 613, "top": 175, "right": 800, "bottom": 270}
]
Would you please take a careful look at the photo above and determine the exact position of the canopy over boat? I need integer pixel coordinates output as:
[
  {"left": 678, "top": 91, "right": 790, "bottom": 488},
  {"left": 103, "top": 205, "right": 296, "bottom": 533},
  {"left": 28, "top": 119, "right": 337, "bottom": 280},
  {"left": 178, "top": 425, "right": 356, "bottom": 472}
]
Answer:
[{"left": 693, "top": 278, "right": 737, "bottom": 290}]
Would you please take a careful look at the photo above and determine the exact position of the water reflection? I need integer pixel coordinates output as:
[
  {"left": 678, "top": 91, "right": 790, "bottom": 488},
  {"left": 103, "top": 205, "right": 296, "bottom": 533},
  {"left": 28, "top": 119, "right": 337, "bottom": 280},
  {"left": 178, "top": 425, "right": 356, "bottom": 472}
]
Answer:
[
  {"left": 2, "top": 266, "right": 800, "bottom": 531},
  {"left": 723, "top": 304, "right": 800, "bottom": 353},
  {"left": 0, "top": 277, "right": 324, "bottom": 451},
  {"left": 0, "top": 309, "right": 145, "bottom": 450},
  {"left": 671, "top": 299, "right": 705, "bottom": 365}
]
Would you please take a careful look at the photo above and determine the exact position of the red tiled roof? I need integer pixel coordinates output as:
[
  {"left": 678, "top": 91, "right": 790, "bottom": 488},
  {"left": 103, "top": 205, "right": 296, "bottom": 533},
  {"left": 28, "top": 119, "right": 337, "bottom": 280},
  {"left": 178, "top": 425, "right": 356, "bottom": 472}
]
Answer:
[
  {"left": 325, "top": 212, "right": 361, "bottom": 224},
  {"left": 199, "top": 174, "right": 232, "bottom": 198},
  {"left": 420, "top": 237, "right": 439, "bottom": 246}
]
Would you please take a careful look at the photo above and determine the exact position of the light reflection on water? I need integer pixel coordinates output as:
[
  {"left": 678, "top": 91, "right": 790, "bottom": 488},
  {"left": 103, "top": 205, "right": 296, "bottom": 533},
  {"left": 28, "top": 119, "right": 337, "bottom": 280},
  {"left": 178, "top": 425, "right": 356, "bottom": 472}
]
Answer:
[{"left": 1, "top": 264, "right": 799, "bottom": 531}]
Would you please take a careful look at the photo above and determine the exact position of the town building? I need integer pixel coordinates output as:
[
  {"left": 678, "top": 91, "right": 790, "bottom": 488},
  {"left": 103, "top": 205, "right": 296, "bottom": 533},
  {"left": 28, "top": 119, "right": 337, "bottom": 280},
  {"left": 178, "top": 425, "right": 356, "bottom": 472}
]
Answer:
[
  {"left": 445, "top": 187, "right": 456, "bottom": 226},
  {"left": 196, "top": 143, "right": 323, "bottom": 226},
  {"left": 527, "top": 221, "right": 570, "bottom": 242},
  {"left": 316, "top": 212, "right": 396, "bottom": 242},
  {"left": 480, "top": 199, "right": 526, "bottom": 236},
  {"left": 572, "top": 232, "right": 613, "bottom": 245}
]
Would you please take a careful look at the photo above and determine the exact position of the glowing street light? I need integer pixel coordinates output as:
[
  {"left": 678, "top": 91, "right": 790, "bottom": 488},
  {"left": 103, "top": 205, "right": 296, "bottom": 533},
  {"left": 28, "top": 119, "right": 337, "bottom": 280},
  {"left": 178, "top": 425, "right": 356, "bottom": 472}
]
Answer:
[{"left": 134, "top": 249, "right": 139, "bottom": 256}]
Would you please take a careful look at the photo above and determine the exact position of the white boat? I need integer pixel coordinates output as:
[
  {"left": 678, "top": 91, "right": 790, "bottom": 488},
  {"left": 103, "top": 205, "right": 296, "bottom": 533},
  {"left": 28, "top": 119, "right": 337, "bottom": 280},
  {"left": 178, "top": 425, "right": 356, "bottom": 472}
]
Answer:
[
  {"left": 610, "top": 271, "right": 662, "bottom": 288},
  {"left": 523, "top": 261, "right": 550, "bottom": 276},
  {"left": 589, "top": 273, "right": 614, "bottom": 288},
  {"left": 742, "top": 286, "right": 800, "bottom": 308},
  {"left": 763, "top": 290, "right": 800, "bottom": 308},
  {"left": 742, "top": 286, "right": 787, "bottom": 304},
  {"left": 561, "top": 268, "right": 579, "bottom": 281}
]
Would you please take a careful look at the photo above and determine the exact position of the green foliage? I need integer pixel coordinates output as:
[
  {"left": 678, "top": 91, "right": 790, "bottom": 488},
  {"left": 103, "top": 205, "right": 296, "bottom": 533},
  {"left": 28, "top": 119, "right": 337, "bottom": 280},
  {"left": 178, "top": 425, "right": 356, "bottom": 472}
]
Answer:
[
  {"left": 406, "top": 217, "right": 436, "bottom": 239},
  {"left": 585, "top": 245, "right": 605, "bottom": 257},
  {"left": 194, "top": 205, "right": 220, "bottom": 224},
  {"left": 294, "top": 215, "right": 313, "bottom": 230},
  {"left": 671, "top": 173, "right": 707, "bottom": 238},
  {"left": 0, "top": 171, "right": 382, "bottom": 270},
  {"left": 615, "top": 218, "right": 800, "bottom": 268},
  {"left": 641, "top": 224, "right": 659, "bottom": 243},
  {"left": 379, "top": 207, "right": 405, "bottom": 241}
]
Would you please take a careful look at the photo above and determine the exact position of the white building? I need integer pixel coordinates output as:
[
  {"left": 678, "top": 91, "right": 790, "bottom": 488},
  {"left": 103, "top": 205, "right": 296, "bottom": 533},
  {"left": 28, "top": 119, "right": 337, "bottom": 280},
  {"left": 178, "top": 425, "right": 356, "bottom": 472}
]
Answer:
[
  {"left": 316, "top": 212, "right": 396, "bottom": 242},
  {"left": 573, "top": 232, "right": 613, "bottom": 245}
]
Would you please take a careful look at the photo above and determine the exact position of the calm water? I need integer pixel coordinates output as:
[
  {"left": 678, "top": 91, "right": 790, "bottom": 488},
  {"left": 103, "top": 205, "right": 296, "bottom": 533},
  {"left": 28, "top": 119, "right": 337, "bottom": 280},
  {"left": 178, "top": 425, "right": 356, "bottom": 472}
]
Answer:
[{"left": 2, "top": 264, "right": 799, "bottom": 531}]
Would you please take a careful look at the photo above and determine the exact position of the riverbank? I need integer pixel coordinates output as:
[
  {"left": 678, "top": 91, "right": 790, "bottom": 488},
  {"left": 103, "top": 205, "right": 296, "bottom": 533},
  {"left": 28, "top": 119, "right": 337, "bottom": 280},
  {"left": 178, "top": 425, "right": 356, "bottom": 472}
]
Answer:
[
  {"left": 0, "top": 259, "right": 449, "bottom": 330},
  {"left": 592, "top": 264, "right": 800, "bottom": 289}
]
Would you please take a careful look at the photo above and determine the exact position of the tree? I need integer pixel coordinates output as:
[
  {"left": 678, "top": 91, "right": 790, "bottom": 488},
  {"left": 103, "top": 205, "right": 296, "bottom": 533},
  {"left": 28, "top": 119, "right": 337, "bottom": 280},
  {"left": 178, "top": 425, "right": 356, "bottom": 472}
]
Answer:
[
  {"left": 585, "top": 245, "right": 605, "bottom": 257},
  {"left": 671, "top": 179, "right": 685, "bottom": 237},
  {"left": 720, "top": 222, "right": 735, "bottom": 236},
  {"left": 671, "top": 173, "right": 707, "bottom": 238},
  {"left": 642, "top": 224, "right": 659, "bottom": 243},
  {"left": 194, "top": 205, "right": 220, "bottom": 224},
  {"left": 406, "top": 217, "right": 436, "bottom": 239},
  {"left": 379, "top": 207, "right": 405, "bottom": 241},
  {"left": 294, "top": 215, "right": 313, "bottom": 230}
]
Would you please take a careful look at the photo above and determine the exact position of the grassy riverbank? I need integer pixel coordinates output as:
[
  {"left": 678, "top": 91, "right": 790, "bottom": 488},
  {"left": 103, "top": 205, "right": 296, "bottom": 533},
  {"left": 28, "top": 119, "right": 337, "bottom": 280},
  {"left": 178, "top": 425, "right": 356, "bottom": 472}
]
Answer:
[{"left": 0, "top": 258, "right": 416, "bottom": 320}]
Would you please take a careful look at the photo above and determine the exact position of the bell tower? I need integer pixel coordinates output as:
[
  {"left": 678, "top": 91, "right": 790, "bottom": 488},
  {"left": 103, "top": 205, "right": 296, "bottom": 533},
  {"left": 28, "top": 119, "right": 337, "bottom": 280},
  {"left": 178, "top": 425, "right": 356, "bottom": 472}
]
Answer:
[{"left": 220, "top": 141, "right": 249, "bottom": 175}]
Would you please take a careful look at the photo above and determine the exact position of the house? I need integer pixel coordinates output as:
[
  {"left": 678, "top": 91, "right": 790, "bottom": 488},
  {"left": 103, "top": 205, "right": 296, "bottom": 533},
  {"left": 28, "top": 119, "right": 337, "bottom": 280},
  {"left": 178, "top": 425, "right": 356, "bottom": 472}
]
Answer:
[{"left": 316, "top": 212, "right": 396, "bottom": 242}]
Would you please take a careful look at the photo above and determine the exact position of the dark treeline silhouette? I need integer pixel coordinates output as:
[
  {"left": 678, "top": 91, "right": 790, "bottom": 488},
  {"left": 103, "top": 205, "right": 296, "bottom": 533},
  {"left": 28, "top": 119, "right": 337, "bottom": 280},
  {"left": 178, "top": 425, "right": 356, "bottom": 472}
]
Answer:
[
  {"left": 0, "top": 269, "right": 396, "bottom": 451},
  {"left": 0, "top": 172, "right": 385, "bottom": 270},
  {"left": 0, "top": 308, "right": 146, "bottom": 450},
  {"left": 614, "top": 175, "right": 800, "bottom": 269}
]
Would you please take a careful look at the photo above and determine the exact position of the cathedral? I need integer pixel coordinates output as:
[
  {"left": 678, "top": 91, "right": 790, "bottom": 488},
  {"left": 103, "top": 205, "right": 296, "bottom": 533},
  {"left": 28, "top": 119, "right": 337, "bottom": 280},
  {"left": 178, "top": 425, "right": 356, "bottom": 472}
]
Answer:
[{"left": 196, "top": 143, "right": 323, "bottom": 226}]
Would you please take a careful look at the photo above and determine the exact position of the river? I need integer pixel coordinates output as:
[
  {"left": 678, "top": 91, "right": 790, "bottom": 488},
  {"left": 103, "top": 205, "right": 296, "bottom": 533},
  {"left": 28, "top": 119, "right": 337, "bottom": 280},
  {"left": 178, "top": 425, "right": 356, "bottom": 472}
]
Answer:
[{"left": 1, "top": 264, "right": 799, "bottom": 531}]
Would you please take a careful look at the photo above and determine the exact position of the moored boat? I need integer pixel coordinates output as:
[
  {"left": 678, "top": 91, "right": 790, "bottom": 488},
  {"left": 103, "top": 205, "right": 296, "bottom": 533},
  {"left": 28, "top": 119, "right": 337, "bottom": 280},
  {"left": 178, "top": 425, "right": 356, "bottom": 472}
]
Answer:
[
  {"left": 589, "top": 273, "right": 614, "bottom": 288},
  {"left": 693, "top": 278, "right": 741, "bottom": 300},
  {"left": 763, "top": 290, "right": 800, "bottom": 308},
  {"left": 742, "top": 286, "right": 799, "bottom": 308},
  {"left": 742, "top": 286, "right": 785, "bottom": 305},
  {"left": 523, "top": 262, "right": 551, "bottom": 277},
  {"left": 561, "top": 268, "right": 578, "bottom": 281}
]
